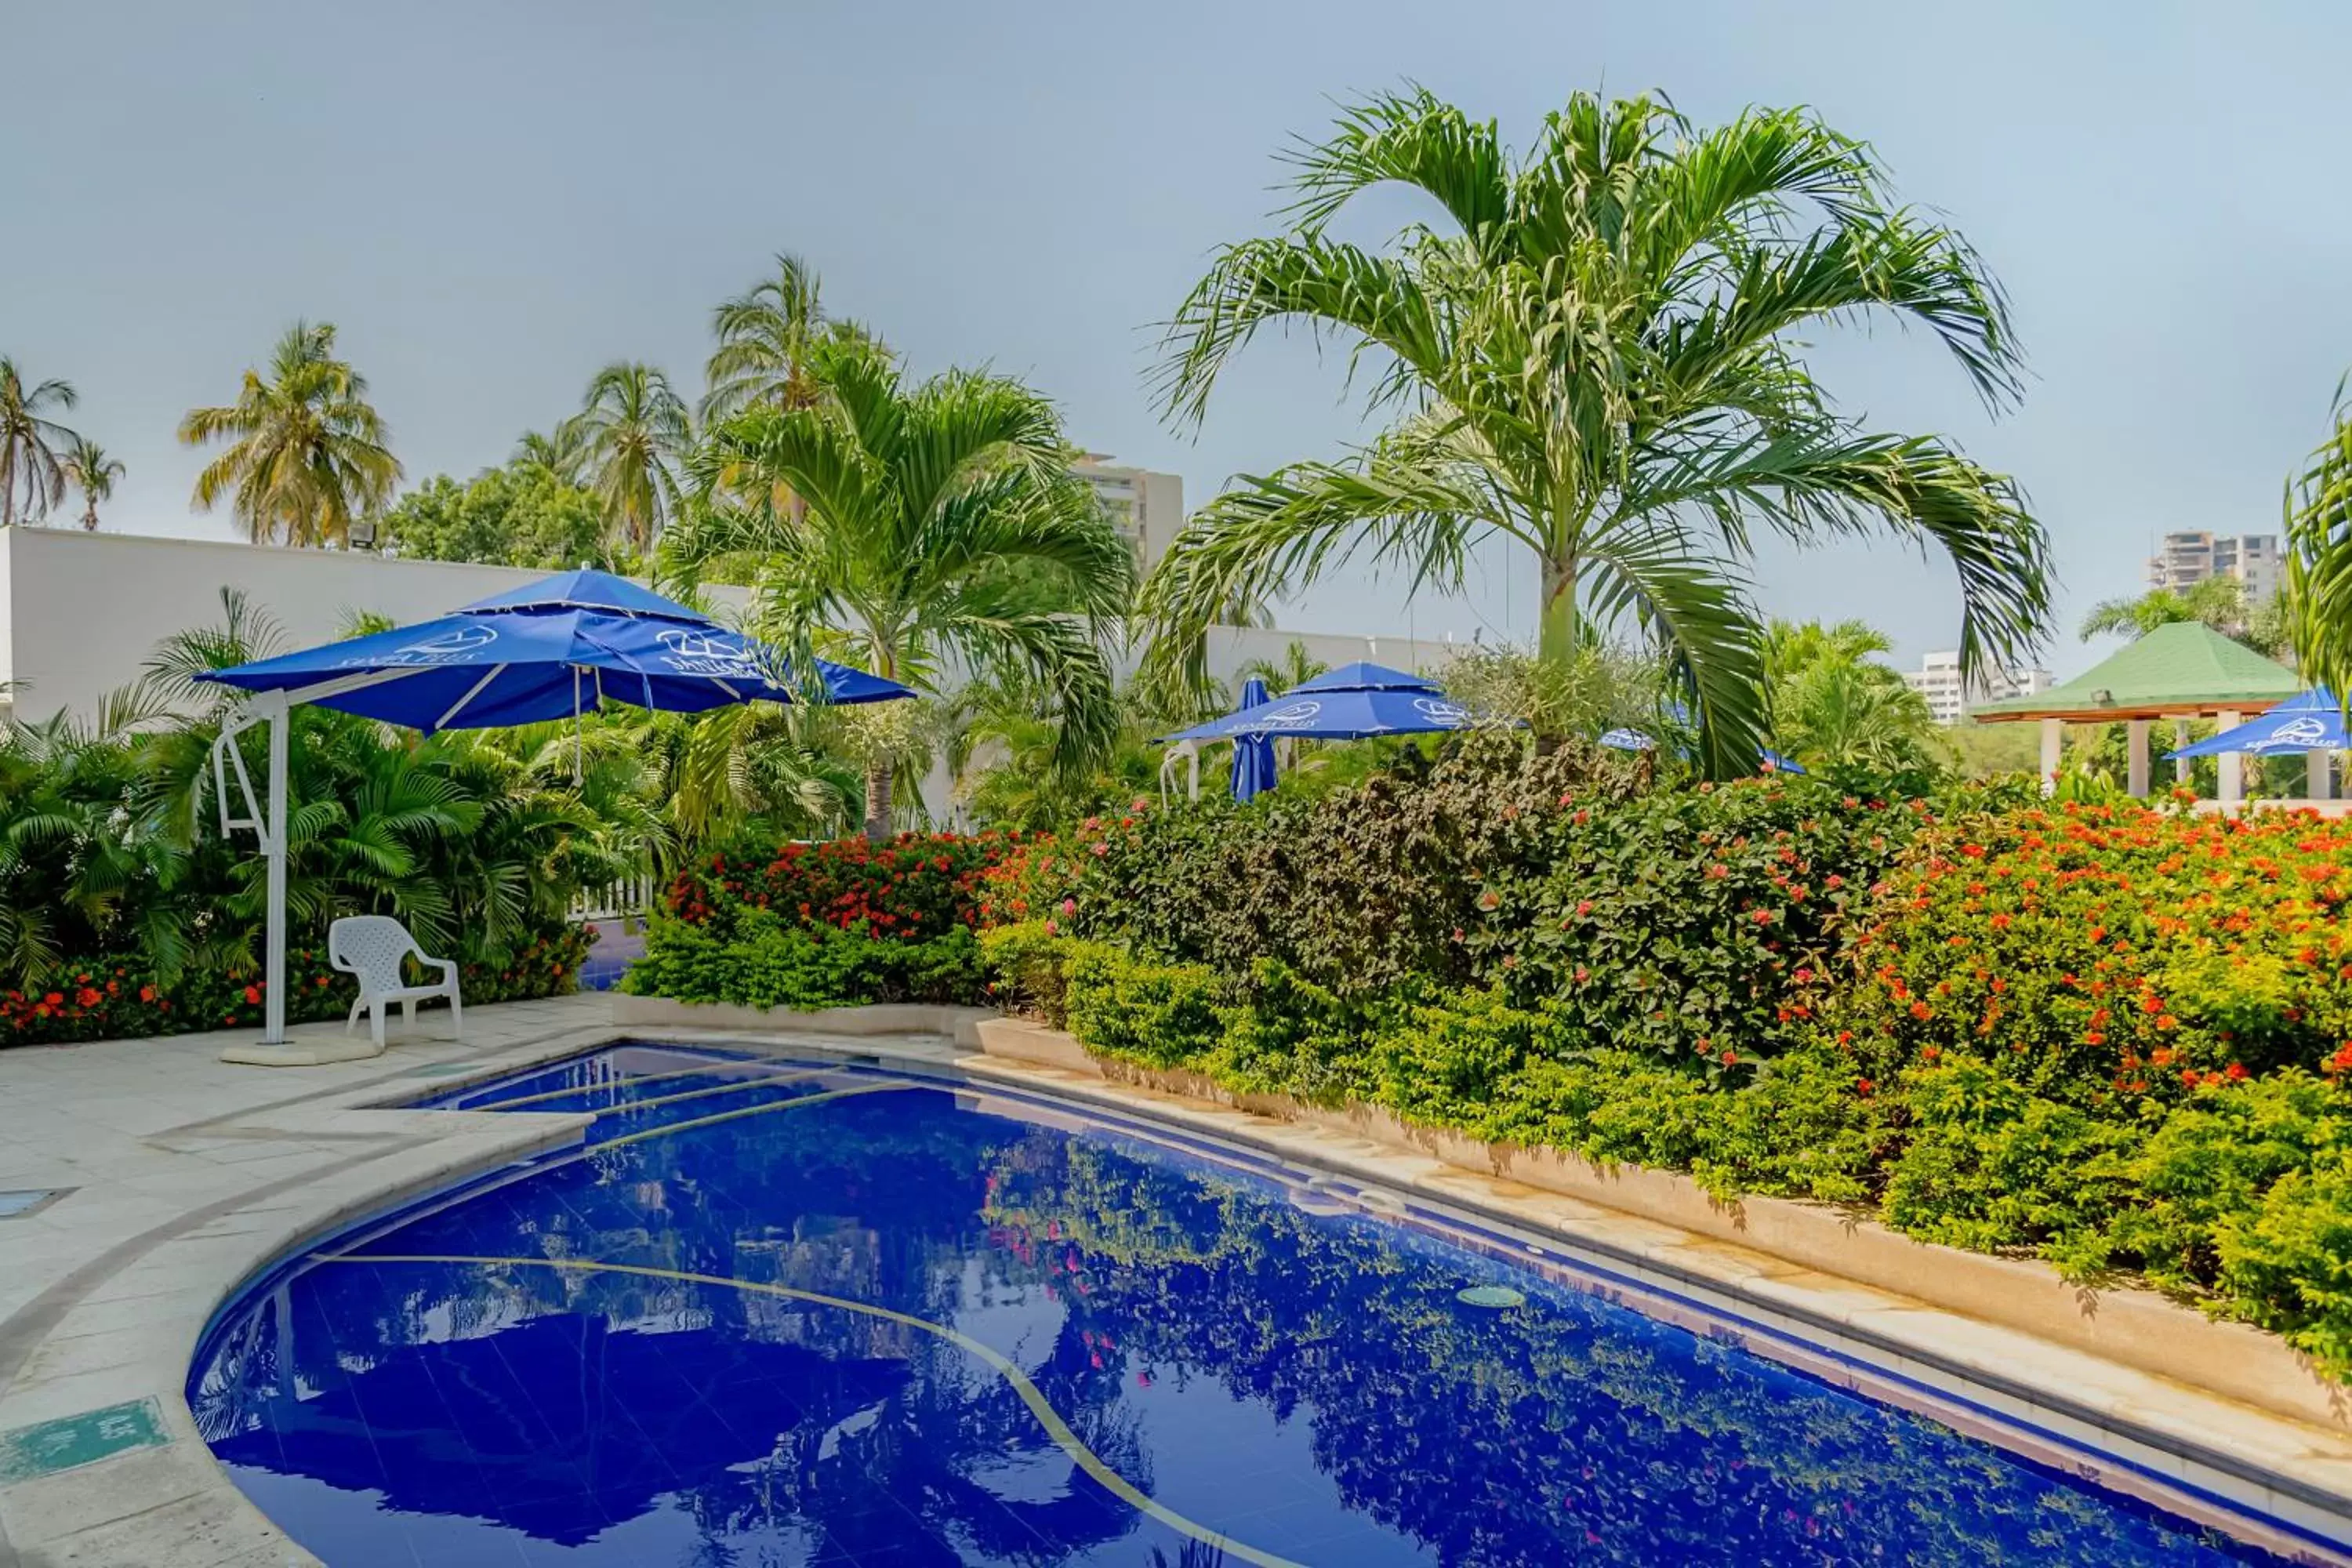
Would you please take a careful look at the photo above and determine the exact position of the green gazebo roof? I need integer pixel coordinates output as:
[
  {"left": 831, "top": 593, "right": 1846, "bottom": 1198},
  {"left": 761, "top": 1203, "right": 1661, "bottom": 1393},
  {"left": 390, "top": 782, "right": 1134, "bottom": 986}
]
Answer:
[{"left": 1971, "top": 622, "right": 2301, "bottom": 722}]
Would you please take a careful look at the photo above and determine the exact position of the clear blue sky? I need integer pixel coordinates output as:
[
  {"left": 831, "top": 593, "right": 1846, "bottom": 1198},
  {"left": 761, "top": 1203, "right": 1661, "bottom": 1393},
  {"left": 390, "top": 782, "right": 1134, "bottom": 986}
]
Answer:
[{"left": 7, "top": 0, "right": 2350, "bottom": 677}]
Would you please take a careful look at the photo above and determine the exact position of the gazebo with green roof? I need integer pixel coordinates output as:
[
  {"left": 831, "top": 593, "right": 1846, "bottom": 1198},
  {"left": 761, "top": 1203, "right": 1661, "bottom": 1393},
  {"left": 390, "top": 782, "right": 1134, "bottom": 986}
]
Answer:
[{"left": 1970, "top": 621, "right": 2305, "bottom": 800}]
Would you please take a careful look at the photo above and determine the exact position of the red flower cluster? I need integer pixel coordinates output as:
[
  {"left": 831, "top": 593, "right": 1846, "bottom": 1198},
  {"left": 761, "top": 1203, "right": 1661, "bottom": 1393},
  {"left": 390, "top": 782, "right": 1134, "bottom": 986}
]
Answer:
[
  {"left": 664, "top": 832, "right": 1024, "bottom": 942},
  {"left": 1829, "top": 800, "right": 2352, "bottom": 1102}
]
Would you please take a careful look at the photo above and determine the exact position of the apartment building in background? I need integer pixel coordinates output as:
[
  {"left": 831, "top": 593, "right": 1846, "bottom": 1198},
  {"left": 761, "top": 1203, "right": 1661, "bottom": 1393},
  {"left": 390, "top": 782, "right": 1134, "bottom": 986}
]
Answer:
[
  {"left": 2147, "top": 531, "right": 2282, "bottom": 602},
  {"left": 1073, "top": 455, "right": 1182, "bottom": 572},
  {"left": 1904, "top": 648, "right": 2055, "bottom": 725}
]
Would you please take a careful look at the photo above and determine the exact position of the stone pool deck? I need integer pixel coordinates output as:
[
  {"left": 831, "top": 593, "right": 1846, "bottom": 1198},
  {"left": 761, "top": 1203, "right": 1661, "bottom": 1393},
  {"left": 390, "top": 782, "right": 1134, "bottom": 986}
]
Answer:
[{"left": 5, "top": 995, "right": 2352, "bottom": 1565}]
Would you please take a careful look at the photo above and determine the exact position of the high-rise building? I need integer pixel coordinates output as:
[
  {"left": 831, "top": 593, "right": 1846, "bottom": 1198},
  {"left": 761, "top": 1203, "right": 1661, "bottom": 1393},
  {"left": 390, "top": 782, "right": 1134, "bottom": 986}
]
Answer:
[
  {"left": 2147, "top": 531, "right": 2281, "bottom": 602},
  {"left": 1072, "top": 455, "right": 1182, "bottom": 572},
  {"left": 1904, "top": 649, "right": 2054, "bottom": 726}
]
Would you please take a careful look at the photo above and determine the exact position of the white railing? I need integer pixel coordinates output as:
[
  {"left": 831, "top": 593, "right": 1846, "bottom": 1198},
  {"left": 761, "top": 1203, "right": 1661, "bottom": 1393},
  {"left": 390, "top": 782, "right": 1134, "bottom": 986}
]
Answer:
[{"left": 571, "top": 873, "right": 656, "bottom": 923}]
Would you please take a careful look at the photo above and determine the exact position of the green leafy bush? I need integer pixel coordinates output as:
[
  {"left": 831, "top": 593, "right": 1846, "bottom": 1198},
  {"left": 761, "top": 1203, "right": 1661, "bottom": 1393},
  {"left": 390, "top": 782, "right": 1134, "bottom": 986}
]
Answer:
[
  {"left": 977, "top": 920, "right": 1075, "bottom": 1025},
  {"left": 1059, "top": 942, "right": 1225, "bottom": 1068},
  {"left": 622, "top": 913, "right": 987, "bottom": 1011},
  {"left": 1047, "top": 731, "right": 1652, "bottom": 999}
]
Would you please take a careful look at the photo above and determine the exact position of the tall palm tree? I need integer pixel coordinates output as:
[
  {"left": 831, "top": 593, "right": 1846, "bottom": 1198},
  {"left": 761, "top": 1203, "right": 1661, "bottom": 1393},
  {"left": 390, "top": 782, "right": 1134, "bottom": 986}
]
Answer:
[
  {"left": 702, "top": 252, "right": 863, "bottom": 423},
  {"left": 2079, "top": 577, "right": 2256, "bottom": 642},
  {"left": 1142, "top": 89, "right": 2049, "bottom": 775},
  {"left": 0, "top": 358, "right": 79, "bottom": 527},
  {"left": 60, "top": 436, "right": 124, "bottom": 531},
  {"left": 177, "top": 321, "right": 402, "bottom": 546},
  {"left": 510, "top": 426, "right": 585, "bottom": 485},
  {"left": 562, "top": 363, "right": 691, "bottom": 554},
  {"left": 664, "top": 334, "right": 1134, "bottom": 839}
]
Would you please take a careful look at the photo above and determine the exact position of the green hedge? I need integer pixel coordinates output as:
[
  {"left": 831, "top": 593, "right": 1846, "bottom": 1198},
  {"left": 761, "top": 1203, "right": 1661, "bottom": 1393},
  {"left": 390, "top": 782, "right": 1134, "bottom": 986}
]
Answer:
[
  {"left": 1030, "top": 732, "right": 1948, "bottom": 1073},
  {"left": 622, "top": 913, "right": 988, "bottom": 1011},
  {"left": 1025, "top": 793, "right": 2352, "bottom": 1381}
]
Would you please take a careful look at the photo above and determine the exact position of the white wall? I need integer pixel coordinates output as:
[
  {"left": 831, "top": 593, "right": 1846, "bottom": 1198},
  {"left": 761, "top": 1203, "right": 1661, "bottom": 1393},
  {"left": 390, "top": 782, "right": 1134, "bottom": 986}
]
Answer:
[
  {"left": 0, "top": 528, "right": 13, "bottom": 707},
  {"left": 0, "top": 529, "right": 616, "bottom": 724},
  {"left": 1200, "top": 625, "right": 1465, "bottom": 684}
]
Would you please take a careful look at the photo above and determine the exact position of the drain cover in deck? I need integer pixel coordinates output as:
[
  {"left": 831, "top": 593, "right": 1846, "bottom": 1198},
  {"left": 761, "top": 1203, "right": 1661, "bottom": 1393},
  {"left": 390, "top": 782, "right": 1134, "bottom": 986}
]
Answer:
[{"left": 0, "top": 1190, "right": 67, "bottom": 1219}]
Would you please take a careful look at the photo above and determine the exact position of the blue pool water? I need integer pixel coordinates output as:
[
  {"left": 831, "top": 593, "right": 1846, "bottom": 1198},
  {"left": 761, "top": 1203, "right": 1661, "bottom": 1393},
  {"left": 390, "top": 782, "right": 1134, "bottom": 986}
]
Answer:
[{"left": 189, "top": 1044, "right": 2295, "bottom": 1566}]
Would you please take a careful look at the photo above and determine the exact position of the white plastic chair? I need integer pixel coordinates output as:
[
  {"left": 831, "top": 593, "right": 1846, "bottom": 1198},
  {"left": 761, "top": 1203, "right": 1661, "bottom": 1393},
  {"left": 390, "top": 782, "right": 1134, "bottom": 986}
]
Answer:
[{"left": 328, "top": 916, "right": 463, "bottom": 1049}]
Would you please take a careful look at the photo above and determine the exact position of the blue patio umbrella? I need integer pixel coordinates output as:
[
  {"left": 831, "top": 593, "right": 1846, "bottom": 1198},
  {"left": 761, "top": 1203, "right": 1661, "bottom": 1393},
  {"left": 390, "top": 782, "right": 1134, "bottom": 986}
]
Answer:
[
  {"left": 2172, "top": 689, "right": 2347, "bottom": 757},
  {"left": 1229, "top": 677, "right": 1278, "bottom": 803},
  {"left": 194, "top": 569, "right": 912, "bottom": 1058},
  {"left": 1289, "top": 660, "right": 1440, "bottom": 693},
  {"left": 1167, "top": 661, "right": 1474, "bottom": 745},
  {"left": 1163, "top": 676, "right": 1480, "bottom": 742}
]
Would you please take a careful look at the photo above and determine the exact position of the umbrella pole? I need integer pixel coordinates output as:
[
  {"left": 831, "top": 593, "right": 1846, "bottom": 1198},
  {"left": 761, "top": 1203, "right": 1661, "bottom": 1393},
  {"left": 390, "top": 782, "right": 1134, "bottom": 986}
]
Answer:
[{"left": 264, "top": 691, "right": 288, "bottom": 1047}]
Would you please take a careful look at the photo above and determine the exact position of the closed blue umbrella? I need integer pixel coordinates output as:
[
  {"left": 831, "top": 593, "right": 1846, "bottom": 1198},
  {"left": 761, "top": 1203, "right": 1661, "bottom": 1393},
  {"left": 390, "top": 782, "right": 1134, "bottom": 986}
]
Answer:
[
  {"left": 1230, "top": 678, "right": 1278, "bottom": 803},
  {"left": 2172, "top": 690, "right": 2347, "bottom": 757},
  {"left": 194, "top": 569, "right": 912, "bottom": 1057}
]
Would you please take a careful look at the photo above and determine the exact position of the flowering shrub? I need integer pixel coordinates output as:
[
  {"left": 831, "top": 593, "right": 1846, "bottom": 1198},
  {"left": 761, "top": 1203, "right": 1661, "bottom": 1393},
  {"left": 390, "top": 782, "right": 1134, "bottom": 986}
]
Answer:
[
  {"left": 634, "top": 831, "right": 1023, "bottom": 1011},
  {"left": 0, "top": 926, "right": 586, "bottom": 1047},
  {"left": 665, "top": 832, "right": 1020, "bottom": 941},
  {"left": 1464, "top": 773, "right": 1942, "bottom": 1073},
  {"left": 1825, "top": 801, "right": 2352, "bottom": 1104}
]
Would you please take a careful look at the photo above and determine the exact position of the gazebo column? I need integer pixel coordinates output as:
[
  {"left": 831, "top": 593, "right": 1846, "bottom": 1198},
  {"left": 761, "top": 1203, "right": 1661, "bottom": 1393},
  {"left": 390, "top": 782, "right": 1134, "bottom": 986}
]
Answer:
[
  {"left": 2216, "top": 711, "right": 2245, "bottom": 803},
  {"left": 2038, "top": 717, "right": 2063, "bottom": 796},
  {"left": 2126, "top": 719, "right": 2152, "bottom": 798},
  {"left": 2309, "top": 750, "right": 2333, "bottom": 801},
  {"left": 2174, "top": 719, "right": 2191, "bottom": 784}
]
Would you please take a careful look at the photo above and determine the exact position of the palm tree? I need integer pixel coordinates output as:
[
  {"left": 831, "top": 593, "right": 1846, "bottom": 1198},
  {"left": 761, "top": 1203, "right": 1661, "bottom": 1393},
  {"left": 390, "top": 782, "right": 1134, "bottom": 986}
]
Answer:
[
  {"left": 2290, "top": 382, "right": 2352, "bottom": 693},
  {"left": 702, "top": 252, "right": 863, "bottom": 423},
  {"left": 2079, "top": 576, "right": 2256, "bottom": 641},
  {"left": 664, "top": 334, "right": 1134, "bottom": 839},
  {"left": 0, "top": 358, "right": 79, "bottom": 527},
  {"left": 1759, "top": 618, "right": 1940, "bottom": 774},
  {"left": 562, "top": 363, "right": 691, "bottom": 554},
  {"left": 1234, "top": 638, "right": 1329, "bottom": 698},
  {"left": 511, "top": 426, "right": 585, "bottom": 485},
  {"left": 60, "top": 436, "right": 124, "bottom": 531},
  {"left": 177, "top": 321, "right": 402, "bottom": 546},
  {"left": 1142, "top": 89, "right": 2049, "bottom": 775}
]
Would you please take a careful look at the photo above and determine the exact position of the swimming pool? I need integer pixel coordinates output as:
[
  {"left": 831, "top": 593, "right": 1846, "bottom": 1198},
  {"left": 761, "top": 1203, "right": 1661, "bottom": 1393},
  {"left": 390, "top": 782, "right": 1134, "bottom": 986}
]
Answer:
[{"left": 189, "top": 1043, "right": 2303, "bottom": 1566}]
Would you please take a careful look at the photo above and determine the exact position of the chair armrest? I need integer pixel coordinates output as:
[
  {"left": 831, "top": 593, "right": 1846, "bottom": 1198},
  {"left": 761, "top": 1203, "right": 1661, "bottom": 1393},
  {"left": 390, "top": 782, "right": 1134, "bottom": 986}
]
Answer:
[{"left": 427, "top": 956, "right": 459, "bottom": 985}]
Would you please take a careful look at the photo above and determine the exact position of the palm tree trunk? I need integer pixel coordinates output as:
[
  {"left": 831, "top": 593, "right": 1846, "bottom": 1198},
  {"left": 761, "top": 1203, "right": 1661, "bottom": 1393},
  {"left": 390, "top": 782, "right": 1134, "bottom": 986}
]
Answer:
[
  {"left": 862, "top": 757, "right": 893, "bottom": 843},
  {"left": 1538, "top": 554, "right": 1579, "bottom": 666},
  {"left": 82, "top": 499, "right": 96, "bottom": 531}
]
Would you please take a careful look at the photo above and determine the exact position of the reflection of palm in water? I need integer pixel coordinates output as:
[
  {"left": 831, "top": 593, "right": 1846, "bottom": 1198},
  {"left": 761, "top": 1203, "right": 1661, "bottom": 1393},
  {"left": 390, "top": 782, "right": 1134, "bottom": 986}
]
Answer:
[
  {"left": 1149, "top": 1545, "right": 1226, "bottom": 1568},
  {"left": 198, "top": 1098, "right": 1190, "bottom": 1564}
]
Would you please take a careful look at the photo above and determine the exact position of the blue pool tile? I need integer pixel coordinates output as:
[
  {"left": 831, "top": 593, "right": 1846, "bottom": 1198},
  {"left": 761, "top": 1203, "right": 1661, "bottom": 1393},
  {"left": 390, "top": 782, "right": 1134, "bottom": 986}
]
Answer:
[{"left": 190, "top": 1046, "right": 2307, "bottom": 1567}]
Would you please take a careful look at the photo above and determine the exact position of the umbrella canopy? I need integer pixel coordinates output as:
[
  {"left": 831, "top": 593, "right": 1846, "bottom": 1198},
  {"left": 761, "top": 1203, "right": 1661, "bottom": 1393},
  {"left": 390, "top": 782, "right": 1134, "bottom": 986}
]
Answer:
[
  {"left": 194, "top": 568, "right": 906, "bottom": 728},
  {"left": 1230, "top": 677, "right": 1278, "bottom": 803},
  {"left": 1165, "top": 659, "right": 1482, "bottom": 742},
  {"left": 1167, "top": 687, "right": 1478, "bottom": 742},
  {"left": 2172, "top": 689, "right": 2348, "bottom": 757},
  {"left": 191, "top": 568, "right": 912, "bottom": 1058},
  {"left": 1290, "top": 660, "right": 1440, "bottom": 693}
]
